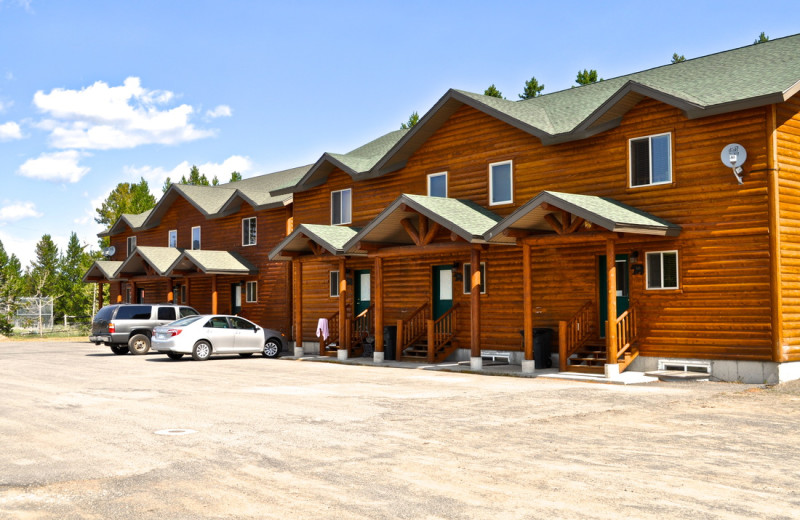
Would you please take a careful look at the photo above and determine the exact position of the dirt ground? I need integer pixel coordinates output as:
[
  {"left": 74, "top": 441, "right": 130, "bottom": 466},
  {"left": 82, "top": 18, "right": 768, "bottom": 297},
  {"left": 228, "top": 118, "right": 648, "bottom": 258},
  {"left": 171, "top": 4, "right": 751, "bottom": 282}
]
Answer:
[{"left": 1, "top": 340, "right": 799, "bottom": 519}]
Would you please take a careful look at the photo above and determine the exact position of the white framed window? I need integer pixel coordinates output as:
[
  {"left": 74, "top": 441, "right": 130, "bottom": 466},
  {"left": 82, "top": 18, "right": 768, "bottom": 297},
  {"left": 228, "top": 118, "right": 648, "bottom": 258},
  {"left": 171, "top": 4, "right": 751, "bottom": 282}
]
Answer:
[
  {"left": 331, "top": 189, "right": 352, "bottom": 225},
  {"left": 191, "top": 226, "right": 201, "bottom": 250},
  {"left": 329, "top": 271, "right": 340, "bottom": 298},
  {"left": 463, "top": 262, "right": 487, "bottom": 294},
  {"left": 489, "top": 160, "right": 513, "bottom": 205},
  {"left": 630, "top": 132, "right": 672, "bottom": 187},
  {"left": 242, "top": 217, "right": 257, "bottom": 246},
  {"left": 168, "top": 230, "right": 177, "bottom": 248},
  {"left": 646, "top": 251, "right": 679, "bottom": 290},
  {"left": 427, "top": 172, "right": 448, "bottom": 198},
  {"left": 245, "top": 281, "right": 257, "bottom": 303},
  {"left": 127, "top": 236, "right": 137, "bottom": 256}
]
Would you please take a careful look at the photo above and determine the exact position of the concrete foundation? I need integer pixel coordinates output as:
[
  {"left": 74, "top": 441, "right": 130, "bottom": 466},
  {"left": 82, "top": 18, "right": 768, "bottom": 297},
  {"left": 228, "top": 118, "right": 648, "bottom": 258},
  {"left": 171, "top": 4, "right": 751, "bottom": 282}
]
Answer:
[
  {"left": 293, "top": 346, "right": 304, "bottom": 357},
  {"left": 521, "top": 359, "right": 535, "bottom": 374},
  {"left": 604, "top": 363, "right": 620, "bottom": 379},
  {"left": 337, "top": 349, "right": 348, "bottom": 361},
  {"left": 470, "top": 357, "right": 483, "bottom": 370},
  {"left": 629, "top": 356, "right": 800, "bottom": 384},
  {"left": 373, "top": 351, "right": 384, "bottom": 363}
]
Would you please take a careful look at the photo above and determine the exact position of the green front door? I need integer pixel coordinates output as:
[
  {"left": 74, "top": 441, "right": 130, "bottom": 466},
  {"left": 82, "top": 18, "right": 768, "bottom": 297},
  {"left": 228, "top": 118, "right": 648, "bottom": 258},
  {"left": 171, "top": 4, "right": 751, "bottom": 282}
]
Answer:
[
  {"left": 432, "top": 265, "right": 454, "bottom": 320},
  {"left": 598, "top": 254, "right": 629, "bottom": 338},
  {"left": 354, "top": 269, "right": 371, "bottom": 315}
]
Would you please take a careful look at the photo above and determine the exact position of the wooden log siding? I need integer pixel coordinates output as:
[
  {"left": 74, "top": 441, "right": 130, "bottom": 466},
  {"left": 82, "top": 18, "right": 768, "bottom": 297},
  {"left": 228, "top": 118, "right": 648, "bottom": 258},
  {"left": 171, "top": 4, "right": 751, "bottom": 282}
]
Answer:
[
  {"left": 778, "top": 94, "right": 800, "bottom": 361},
  {"left": 106, "top": 196, "right": 292, "bottom": 334},
  {"left": 288, "top": 97, "right": 778, "bottom": 361}
]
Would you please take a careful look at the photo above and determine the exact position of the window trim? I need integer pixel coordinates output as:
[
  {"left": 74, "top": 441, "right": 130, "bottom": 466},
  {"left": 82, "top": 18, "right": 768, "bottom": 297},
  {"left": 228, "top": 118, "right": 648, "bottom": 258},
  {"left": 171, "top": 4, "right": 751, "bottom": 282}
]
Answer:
[
  {"left": 245, "top": 281, "right": 257, "bottom": 303},
  {"left": 628, "top": 132, "right": 672, "bottom": 188},
  {"left": 242, "top": 217, "right": 257, "bottom": 247},
  {"left": 645, "top": 250, "right": 679, "bottom": 290},
  {"left": 127, "top": 236, "right": 137, "bottom": 256},
  {"left": 331, "top": 188, "right": 352, "bottom": 226},
  {"left": 463, "top": 262, "right": 487, "bottom": 295},
  {"left": 191, "top": 226, "right": 201, "bottom": 250},
  {"left": 329, "top": 271, "right": 340, "bottom": 298},
  {"left": 488, "top": 160, "right": 514, "bottom": 206},
  {"left": 168, "top": 229, "right": 177, "bottom": 248},
  {"left": 427, "top": 172, "right": 448, "bottom": 198}
]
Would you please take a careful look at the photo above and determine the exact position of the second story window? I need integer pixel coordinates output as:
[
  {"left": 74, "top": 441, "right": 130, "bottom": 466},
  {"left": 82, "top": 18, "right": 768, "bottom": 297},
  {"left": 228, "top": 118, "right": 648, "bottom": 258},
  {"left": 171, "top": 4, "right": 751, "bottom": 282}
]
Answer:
[
  {"left": 427, "top": 172, "right": 447, "bottom": 198},
  {"left": 331, "top": 188, "right": 352, "bottom": 226},
  {"left": 191, "top": 226, "right": 201, "bottom": 250},
  {"left": 489, "top": 160, "right": 513, "bottom": 206},
  {"left": 168, "top": 230, "right": 177, "bottom": 248},
  {"left": 329, "top": 271, "right": 340, "bottom": 297},
  {"left": 242, "top": 217, "right": 257, "bottom": 246},
  {"left": 127, "top": 236, "right": 137, "bottom": 256},
  {"left": 630, "top": 132, "right": 671, "bottom": 187}
]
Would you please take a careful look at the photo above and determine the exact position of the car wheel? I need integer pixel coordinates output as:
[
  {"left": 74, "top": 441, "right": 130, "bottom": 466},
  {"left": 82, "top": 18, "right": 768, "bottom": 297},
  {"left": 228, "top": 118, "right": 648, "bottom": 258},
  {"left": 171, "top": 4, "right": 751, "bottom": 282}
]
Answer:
[
  {"left": 192, "top": 341, "right": 212, "bottom": 361},
  {"left": 238, "top": 352, "right": 253, "bottom": 358},
  {"left": 166, "top": 352, "right": 184, "bottom": 360},
  {"left": 263, "top": 338, "right": 281, "bottom": 358},
  {"left": 110, "top": 345, "right": 129, "bottom": 355},
  {"left": 128, "top": 334, "right": 150, "bottom": 355}
]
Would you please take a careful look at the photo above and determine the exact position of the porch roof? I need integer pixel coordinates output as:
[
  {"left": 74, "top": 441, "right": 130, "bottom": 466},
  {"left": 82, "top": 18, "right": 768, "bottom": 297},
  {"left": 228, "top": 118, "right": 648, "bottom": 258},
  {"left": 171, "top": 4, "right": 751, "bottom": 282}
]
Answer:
[
  {"left": 343, "top": 194, "right": 502, "bottom": 250},
  {"left": 167, "top": 250, "right": 256, "bottom": 275},
  {"left": 484, "top": 191, "right": 681, "bottom": 240},
  {"left": 82, "top": 260, "right": 124, "bottom": 283},
  {"left": 115, "top": 246, "right": 183, "bottom": 278},
  {"left": 268, "top": 224, "right": 361, "bottom": 261}
]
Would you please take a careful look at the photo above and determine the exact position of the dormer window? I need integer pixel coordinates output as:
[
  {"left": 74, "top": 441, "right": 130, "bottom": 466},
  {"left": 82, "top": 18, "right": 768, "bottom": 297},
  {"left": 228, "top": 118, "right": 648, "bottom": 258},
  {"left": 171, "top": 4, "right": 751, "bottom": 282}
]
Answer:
[
  {"left": 427, "top": 172, "right": 448, "bottom": 198},
  {"left": 127, "top": 236, "right": 136, "bottom": 256},
  {"left": 191, "top": 226, "right": 201, "bottom": 250},
  {"left": 630, "top": 133, "right": 671, "bottom": 187},
  {"left": 168, "top": 230, "right": 177, "bottom": 248},
  {"left": 331, "top": 189, "right": 352, "bottom": 226},
  {"left": 242, "top": 217, "right": 257, "bottom": 246}
]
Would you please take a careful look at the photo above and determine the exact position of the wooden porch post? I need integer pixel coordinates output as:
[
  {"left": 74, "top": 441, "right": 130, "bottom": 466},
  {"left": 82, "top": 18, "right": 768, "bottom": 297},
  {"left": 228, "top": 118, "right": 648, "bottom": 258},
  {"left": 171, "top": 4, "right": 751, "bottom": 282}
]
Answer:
[
  {"left": 470, "top": 246, "right": 482, "bottom": 369},
  {"left": 522, "top": 243, "right": 534, "bottom": 373},
  {"left": 97, "top": 283, "right": 104, "bottom": 309},
  {"left": 211, "top": 275, "right": 218, "bottom": 314},
  {"left": 130, "top": 281, "right": 136, "bottom": 303},
  {"left": 605, "top": 237, "right": 619, "bottom": 377},
  {"left": 293, "top": 261, "right": 303, "bottom": 356},
  {"left": 374, "top": 256, "right": 384, "bottom": 361},
  {"left": 339, "top": 259, "right": 349, "bottom": 357},
  {"left": 116, "top": 281, "right": 123, "bottom": 303},
  {"left": 166, "top": 278, "right": 174, "bottom": 303}
]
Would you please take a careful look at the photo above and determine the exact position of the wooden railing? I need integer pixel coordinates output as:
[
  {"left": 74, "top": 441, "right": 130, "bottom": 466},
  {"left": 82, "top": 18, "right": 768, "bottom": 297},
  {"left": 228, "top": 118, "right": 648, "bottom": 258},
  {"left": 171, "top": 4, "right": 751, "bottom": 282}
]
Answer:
[
  {"left": 427, "top": 303, "right": 460, "bottom": 362},
  {"left": 614, "top": 301, "right": 638, "bottom": 364},
  {"left": 352, "top": 304, "right": 374, "bottom": 346},
  {"left": 558, "top": 301, "right": 595, "bottom": 372},
  {"left": 397, "top": 302, "right": 429, "bottom": 355},
  {"left": 319, "top": 310, "right": 340, "bottom": 356}
]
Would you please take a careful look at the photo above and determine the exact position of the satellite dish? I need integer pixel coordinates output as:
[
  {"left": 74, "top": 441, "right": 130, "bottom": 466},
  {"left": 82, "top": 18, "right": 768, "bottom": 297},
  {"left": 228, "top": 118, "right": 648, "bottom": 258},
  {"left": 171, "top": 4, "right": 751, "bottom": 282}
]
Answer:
[
  {"left": 721, "top": 143, "right": 746, "bottom": 184},
  {"left": 103, "top": 246, "right": 116, "bottom": 258}
]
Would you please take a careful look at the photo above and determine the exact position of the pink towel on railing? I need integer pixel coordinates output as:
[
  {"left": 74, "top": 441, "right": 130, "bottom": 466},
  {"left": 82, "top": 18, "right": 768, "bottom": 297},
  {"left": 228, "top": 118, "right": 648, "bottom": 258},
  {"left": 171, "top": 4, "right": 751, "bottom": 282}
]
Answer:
[{"left": 316, "top": 318, "right": 329, "bottom": 340}]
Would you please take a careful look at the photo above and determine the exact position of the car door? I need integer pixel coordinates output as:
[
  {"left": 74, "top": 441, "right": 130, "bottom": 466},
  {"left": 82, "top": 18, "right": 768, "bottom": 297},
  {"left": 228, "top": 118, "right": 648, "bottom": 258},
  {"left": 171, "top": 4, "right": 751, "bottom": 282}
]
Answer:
[
  {"left": 229, "top": 317, "right": 262, "bottom": 352},
  {"left": 202, "top": 316, "right": 235, "bottom": 352}
]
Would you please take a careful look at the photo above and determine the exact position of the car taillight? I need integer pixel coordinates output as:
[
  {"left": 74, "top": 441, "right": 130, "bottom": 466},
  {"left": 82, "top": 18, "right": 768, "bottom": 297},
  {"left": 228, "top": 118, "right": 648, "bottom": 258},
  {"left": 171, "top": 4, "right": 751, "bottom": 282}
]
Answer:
[
  {"left": 166, "top": 329, "right": 182, "bottom": 337},
  {"left": 108, "top": 322, "right": 115, "bottom": 333}
]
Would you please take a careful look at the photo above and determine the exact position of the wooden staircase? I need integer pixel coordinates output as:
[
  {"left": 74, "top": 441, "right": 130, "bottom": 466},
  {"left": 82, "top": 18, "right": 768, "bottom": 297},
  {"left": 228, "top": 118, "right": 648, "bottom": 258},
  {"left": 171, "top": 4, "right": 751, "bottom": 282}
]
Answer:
[
  {"left": 397, "top": 303, "right": 460, "bottom": 363},
  {"left": 319, "top": 305, "right": 374, "bottom": 357},
  {"left": 559, "top": 301, "right": 640, "bottom": 374}
]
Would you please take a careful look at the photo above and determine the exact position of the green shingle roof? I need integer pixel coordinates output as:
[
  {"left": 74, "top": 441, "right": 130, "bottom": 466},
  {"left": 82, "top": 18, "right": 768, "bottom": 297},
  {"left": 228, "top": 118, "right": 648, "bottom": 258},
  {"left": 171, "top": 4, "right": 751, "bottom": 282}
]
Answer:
[
  {"left": 223, "top": 164, "right": 312, "bottom": 210},
  {"left": 116, "top": 246, "right": 183, "bottom": 277},
  {"left": 484, "top": 191, "right": 681, "bottom": 241},
  {"left": 169, "top": 250, "right": 256, "bottom": 274},
  {"left": 82, "top": 260, "right": 124, "bottom": 282},
  {"left": 269, "top": 224, "right": 360, "bottom": 260}
]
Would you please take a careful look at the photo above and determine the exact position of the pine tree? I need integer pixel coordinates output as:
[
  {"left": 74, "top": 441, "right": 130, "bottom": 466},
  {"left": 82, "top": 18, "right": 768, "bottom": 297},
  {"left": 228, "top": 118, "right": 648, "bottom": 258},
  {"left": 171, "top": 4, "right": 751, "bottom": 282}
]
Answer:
[
  {"left": 0, "top": 240, "right": 23, "bottom": 334},
  {"left": 230, "top": 171, "right": 243, "bottom": 182},
  {"left": 484, "top": 84, "right": 504, "bottom": 98},
  {"left": 95, "top": 178, "right": 157, "bottom": 228},
  {"left": 400, "top": 111, "right": 420, "bottom": 130},
  {"left": 519, "top": 76, "right": 545, "bottom": 100},
  {"left": 754, "top": 32, "right": 769, "bottom": 44},
  {"left": 575, "top": 69, "right": 601, "bottom": 86},
  {"left": 671, "top": 53, "right": 686, "bottom": 64},
  {"left": 57, "top": 233, "right": 94, "bottom": 321}
]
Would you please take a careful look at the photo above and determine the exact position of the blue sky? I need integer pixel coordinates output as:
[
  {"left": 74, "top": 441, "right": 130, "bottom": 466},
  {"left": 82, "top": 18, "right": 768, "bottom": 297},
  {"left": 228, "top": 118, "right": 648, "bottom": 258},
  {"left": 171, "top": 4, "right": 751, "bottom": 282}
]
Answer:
[{"left": 0, "top": 0, "right": 796, "bottom": 266}]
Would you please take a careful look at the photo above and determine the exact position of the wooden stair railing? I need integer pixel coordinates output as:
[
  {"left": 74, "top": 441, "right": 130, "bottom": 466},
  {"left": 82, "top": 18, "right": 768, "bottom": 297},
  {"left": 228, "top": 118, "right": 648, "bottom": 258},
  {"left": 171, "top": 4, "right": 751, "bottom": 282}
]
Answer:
[
  {"left": 558, "top": 301, "right": 595, "bottom": 372},
  {"left": 614, "top": 301, "right": 639, "bottom": 371},
  {"left": 427, "top": 303, "right": 460, "bottom": 363},
  {"left": 396, "top": 302, "right": 429, "bottom": 356},
  {"left": 351, "top": 304, "right": 374, "bottom": 351},
  {"left": 319, "top": 310, "right": 340, "bottom": 356}
]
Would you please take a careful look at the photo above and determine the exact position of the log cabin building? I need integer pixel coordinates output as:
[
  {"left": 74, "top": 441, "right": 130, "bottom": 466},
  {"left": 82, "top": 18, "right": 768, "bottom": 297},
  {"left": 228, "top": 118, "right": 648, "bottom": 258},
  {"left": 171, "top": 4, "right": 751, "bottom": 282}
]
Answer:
[{"left": 86, "top": 35, "right": 800, "bottom": 383}]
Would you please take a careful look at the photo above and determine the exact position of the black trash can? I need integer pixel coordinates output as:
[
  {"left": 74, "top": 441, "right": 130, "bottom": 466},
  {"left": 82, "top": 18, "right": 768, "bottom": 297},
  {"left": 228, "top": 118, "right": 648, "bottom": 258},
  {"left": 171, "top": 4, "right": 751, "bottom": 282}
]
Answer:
[
  {"left": 533, "top": 328, "right": 554, "bottom": 369},
  {"left": 383, "top": 325, "right": 397, "bottom": 361}
]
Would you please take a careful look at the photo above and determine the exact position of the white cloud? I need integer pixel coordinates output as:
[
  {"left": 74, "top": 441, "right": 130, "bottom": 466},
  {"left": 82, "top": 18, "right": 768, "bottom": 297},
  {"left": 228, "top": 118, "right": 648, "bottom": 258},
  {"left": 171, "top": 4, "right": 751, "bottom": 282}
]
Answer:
[
  {"left": 33, "top": 77, "right": 216, "bottom": 150},
  {"left": 206, "top": 105, "right": 232, "bottom": 118},
  {"left": 18, "top": 150, "right": 90, "bottom": 183},
  {"left": 0, "top": 121, "right": 22, "bottom": 140},
  {"left": 0, "top": 201, "right": 42, "bottom": 221},
  {"left": 125, "top": 155, "right": 255, "bottom": 198},
  {"left": 0, "top": 230, "right": 38, "bottom": 268}
]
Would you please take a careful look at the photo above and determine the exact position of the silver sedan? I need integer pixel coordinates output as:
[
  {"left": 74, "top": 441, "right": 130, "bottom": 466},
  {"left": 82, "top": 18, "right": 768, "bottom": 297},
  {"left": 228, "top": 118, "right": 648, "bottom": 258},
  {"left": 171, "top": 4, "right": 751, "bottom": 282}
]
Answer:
[{"left": 151, "top": 315, "right": 286, "bottom": 361}]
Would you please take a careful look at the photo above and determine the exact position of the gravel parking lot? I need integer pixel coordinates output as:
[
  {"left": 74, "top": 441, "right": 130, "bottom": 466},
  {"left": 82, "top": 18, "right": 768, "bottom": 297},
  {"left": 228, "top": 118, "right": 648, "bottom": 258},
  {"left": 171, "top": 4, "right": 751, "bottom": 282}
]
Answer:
[{"left": 1, "top": 340, "right": 799, "bottom": 519}]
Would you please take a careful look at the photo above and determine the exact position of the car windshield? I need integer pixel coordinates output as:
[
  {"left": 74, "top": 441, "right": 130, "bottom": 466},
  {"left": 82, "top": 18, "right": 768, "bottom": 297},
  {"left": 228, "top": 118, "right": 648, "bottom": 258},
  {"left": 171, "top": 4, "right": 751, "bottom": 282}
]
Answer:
[{"left": 166, "top": 315, "right": 203, "bottom": 327}]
